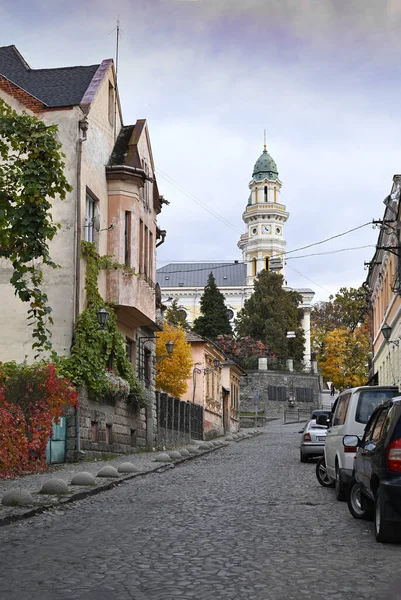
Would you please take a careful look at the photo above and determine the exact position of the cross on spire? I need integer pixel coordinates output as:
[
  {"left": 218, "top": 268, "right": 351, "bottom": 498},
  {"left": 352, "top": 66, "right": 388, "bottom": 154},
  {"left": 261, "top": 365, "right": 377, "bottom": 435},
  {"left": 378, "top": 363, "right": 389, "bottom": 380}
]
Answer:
[{"left": 264, "top": 129, "right": 267, "bottom": 150}]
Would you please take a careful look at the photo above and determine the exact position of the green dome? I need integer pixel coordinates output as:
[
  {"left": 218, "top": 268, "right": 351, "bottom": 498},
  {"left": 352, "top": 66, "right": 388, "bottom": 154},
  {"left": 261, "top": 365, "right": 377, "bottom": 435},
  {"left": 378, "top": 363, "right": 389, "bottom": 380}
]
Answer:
[{"left": 252, "top": 149, "right": 279, "bottom": 181}]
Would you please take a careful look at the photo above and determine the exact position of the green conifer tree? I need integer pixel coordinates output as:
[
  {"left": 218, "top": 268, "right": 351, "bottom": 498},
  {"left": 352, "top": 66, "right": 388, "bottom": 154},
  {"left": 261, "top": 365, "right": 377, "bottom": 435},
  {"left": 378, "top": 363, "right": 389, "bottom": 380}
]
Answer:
[
  {"left": 165, "top": 299, "right": 190, "bottom": 331},
  {"left": 192, "top": 273, "right": 232, "bottom": 340}
]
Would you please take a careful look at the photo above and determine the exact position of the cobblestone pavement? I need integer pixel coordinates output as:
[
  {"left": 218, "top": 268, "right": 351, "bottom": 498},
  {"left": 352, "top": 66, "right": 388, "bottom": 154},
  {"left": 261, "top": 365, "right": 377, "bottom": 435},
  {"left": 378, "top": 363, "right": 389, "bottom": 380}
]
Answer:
[{"left": 1, "top": 421, "right": 401, "bottom": 600}]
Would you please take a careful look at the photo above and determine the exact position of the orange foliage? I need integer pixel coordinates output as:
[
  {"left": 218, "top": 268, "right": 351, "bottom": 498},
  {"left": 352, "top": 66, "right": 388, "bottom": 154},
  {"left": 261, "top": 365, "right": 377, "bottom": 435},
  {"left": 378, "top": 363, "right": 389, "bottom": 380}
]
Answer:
[{"left": 156, "top": 323, "right": 193, "bottom": 398}]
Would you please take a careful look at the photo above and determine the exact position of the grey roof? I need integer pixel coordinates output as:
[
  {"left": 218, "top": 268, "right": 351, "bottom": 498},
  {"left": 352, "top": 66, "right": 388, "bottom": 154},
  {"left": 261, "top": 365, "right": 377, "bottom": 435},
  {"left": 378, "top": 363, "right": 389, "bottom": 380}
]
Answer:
[
  {"left": 157, "top": 262, "right": 247, "bottom": 288},
  {"left": 0, "top": 45, "right": 99, "bottom": 107}
]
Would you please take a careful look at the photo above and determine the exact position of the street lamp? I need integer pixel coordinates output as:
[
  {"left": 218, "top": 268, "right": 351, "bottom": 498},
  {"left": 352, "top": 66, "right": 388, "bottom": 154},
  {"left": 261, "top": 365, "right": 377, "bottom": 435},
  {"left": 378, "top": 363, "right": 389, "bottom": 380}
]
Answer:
[
  {"left": 381, "top": 323, "right": 400, "bottom": 346},
  {"left": 97, "top": 307, "right": 109, "bottom": 329},
  {"left": 165, "top": 340, "right": 174, "bottom": 356}
]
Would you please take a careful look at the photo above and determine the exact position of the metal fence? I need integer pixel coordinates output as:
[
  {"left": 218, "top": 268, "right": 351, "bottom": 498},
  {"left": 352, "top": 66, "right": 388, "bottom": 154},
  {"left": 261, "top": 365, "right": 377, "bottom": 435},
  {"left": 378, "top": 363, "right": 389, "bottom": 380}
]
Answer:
[
  {"left": 156, "top": 391, "right": 204, "bottom": 446},
  {"left": 283, "top": 409, "right": 315, "bottom": 424}
]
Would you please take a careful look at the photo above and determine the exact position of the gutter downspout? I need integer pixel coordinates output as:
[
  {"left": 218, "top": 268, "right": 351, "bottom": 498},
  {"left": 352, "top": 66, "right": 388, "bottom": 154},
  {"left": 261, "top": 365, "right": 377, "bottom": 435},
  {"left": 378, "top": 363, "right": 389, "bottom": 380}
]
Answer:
[{"left": 74, "top": 116, "right": 88, "bottom": 456}]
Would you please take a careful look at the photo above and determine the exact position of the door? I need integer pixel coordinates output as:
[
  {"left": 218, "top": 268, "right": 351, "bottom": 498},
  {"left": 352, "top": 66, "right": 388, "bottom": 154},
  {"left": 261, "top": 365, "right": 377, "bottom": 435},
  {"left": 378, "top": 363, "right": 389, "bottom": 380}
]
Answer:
[
  {"left": 222, "top": 391, "right": 229, "bottom": 433},
  {"left": 46, "top": 417, "right": 67, "bottom": 464},
  {"left": 325, "top": 393, "right": 351, "bottom": 479}
]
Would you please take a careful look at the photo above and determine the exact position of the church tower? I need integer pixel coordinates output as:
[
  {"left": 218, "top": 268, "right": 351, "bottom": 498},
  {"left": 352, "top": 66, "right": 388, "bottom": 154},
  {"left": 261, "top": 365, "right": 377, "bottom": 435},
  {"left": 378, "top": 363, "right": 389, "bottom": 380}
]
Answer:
[{"left": 238, "top": 138, "right": 289, "bottom": 286}]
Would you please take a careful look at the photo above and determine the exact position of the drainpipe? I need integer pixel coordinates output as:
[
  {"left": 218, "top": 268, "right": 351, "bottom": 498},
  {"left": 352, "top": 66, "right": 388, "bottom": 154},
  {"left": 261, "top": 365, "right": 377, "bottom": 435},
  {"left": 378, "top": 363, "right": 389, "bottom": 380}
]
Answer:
[{"left": 74, "top": 116, "right": 88, "bottom": 456}]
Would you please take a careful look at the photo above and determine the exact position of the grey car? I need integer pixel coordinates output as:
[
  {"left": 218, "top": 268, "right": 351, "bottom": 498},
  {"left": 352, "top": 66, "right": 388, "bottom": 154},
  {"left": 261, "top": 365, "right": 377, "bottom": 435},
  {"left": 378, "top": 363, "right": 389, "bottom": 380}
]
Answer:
[{"left": 299, "top": 419, "right": 327, "bottom": 462}]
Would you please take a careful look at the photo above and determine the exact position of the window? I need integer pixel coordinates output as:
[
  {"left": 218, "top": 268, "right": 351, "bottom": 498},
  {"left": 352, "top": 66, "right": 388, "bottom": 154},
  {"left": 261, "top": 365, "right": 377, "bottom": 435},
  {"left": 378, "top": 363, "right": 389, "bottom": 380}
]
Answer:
[
  {"left": 124, "top": 211, "right": 131, "bottom": 266},
  {"left": 265, "top": 256, "right": 269, "bottom": 271},
  {"left": 139, "top": 219, "right": 144, "bottom": 273},
  {"left": 356, "top": 389, "right": 397, "bottom": 424},
  {"left": 264, "top": 185, "right": 268, "bottom": 202},
  {"left": 333, "top": 393, "right": 351, "bottom": 426},
  {"left": 108, "top": 82, "right": 114, "bottom": 125},
  {"left": 226, "top": 308, "right": 234, "bottom": 321},
  {"left": 91, "top": 421, "right": 98, "bottom": 442},
  {"left": 372, "top": 408, "right": 389, "bottom": 442},
  {"left": 251, "top": 258, "right": 257, "bottom": 277},
  {"left": 144, "top": 348, "right": 152, "bottom": 388},
  {"left": 85, "top": 193, "right": 95, "bottom": 242},
  {"left": 149, "top": 231, "right": 153, "bottom": 280},
  {"left": 144, "top": 226, "right": 149, "bottom": 277}
]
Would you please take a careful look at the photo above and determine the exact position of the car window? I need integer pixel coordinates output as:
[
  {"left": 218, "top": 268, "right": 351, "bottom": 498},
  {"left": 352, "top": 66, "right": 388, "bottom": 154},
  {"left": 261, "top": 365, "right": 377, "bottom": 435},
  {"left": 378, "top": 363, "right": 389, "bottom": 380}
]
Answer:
[
  {"left": 363, "top": 412, "right": 378, "bottom": 443},
  {"left": 356, "top": 389, "right": 397, "bottom": 424},
  {"left": 371, "top": 408, "right": 389, "bottom": 442},
  {"left": 380, "top": 406, "right": 396, "bottom": 442},
  {"left": 333, "top": 393, "right": 351, "bottom": 426}
]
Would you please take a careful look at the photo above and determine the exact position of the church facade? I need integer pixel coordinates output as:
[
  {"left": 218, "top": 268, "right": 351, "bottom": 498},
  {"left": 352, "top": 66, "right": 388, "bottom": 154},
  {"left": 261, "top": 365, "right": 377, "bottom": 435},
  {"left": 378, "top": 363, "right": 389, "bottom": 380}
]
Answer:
[{"left": 157, "top": 143, "right": 315, "bottom": 366}]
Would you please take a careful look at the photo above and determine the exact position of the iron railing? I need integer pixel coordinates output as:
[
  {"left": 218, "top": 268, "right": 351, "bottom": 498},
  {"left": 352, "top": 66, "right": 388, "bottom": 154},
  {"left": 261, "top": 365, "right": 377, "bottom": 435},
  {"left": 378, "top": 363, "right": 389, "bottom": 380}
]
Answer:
[{"left": 156, "top": 391, "right": 204, "bottom": 446}]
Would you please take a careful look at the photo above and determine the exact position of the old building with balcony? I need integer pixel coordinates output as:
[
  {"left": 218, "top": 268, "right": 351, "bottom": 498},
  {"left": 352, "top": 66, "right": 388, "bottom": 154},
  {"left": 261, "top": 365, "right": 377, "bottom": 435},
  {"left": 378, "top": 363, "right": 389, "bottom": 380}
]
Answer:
[{"left": 0, "top": 45, "right": 167, "bottom": 458}]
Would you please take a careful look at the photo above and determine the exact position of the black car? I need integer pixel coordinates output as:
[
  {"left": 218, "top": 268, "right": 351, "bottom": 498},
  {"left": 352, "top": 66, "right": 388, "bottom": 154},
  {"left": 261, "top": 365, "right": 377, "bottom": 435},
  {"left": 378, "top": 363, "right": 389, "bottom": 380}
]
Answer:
[{"left": 344, "top": 396, "right": 401, "bottom": 543}]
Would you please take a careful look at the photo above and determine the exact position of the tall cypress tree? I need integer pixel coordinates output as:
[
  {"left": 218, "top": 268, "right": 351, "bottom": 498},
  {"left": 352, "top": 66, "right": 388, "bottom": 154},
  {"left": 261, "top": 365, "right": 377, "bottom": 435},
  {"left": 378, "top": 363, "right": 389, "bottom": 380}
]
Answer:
[{"left": 193, "top": 272, "right": 232, "bottom": 340}]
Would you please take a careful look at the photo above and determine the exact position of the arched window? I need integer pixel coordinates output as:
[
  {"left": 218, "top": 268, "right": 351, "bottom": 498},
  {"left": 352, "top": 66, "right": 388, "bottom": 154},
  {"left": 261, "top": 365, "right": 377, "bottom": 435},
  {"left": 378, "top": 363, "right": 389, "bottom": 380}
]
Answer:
[
  {"left": 264, "top": 186, "right": 268, "bottom": 202},
  {"left": 251, "top": 258, "right": 257, "bottom": 277}
]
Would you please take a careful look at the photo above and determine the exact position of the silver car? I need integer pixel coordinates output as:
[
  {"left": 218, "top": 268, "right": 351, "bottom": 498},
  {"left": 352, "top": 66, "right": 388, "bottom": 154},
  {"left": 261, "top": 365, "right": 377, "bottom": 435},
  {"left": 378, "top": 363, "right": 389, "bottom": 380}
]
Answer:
[{"left": 299, "top": 419, "right": 327, "bottom": 462}]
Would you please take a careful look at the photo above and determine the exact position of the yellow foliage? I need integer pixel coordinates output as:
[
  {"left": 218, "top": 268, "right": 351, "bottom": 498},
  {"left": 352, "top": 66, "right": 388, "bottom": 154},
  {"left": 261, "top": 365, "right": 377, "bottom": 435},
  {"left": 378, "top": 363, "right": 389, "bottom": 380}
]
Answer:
[
  {"left": 156, "top": 323, "right": 193, "bottom": 398},
  {"left": 317, "top": 327, "right": 370, "bottom": 389}
]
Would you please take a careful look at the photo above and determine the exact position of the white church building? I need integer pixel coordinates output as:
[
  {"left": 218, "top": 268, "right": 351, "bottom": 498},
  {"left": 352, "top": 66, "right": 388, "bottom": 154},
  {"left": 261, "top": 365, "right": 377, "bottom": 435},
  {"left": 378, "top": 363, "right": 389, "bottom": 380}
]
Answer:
[{"left": 157, "top": 142, "right": 315, "bottom": 365}]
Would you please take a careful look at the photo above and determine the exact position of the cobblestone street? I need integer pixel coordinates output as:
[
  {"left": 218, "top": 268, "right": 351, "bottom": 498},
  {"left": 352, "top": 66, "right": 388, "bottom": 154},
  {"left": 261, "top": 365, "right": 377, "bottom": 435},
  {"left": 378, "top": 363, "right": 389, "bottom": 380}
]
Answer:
[{"left": 1, "top": 421, "right": 401, "bottom": 600}]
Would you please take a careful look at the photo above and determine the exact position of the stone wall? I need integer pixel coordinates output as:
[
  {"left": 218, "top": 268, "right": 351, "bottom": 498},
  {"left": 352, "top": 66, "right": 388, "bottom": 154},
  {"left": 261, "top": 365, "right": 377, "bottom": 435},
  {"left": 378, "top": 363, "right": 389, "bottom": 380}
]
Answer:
[
  {"left": 241, "top": 370, "right": 321, "bottom": 417},
  {"left": 66, "top": 387, "right": 147, "bottom": 462}
]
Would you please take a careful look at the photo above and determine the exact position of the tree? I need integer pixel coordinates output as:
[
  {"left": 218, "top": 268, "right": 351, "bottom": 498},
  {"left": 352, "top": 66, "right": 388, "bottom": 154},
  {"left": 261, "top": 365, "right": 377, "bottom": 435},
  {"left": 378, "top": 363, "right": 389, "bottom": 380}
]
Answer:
[
  {"left": 192, "top": 272, "right": 232, "bottom": 340},
  {"left": 0, "top": 98, "right": 72, "bottom": 353},
  {"left": 236, "top": 270, "right": 305, "bottom": 362},
  {"left": 216, "top": 334, "right": 272, "bottom": 370},
  {"left": 165, "top": 299, "right": 190, "bottom": 330},
  {"left": 318, "top": 327, "right": 370, "bottom": 388},
  {"left": 311, "top": 285, "right": 371, "bottom": 386},
  {"left": 156, "top": 323, "right": 193, "bottom": 398}
]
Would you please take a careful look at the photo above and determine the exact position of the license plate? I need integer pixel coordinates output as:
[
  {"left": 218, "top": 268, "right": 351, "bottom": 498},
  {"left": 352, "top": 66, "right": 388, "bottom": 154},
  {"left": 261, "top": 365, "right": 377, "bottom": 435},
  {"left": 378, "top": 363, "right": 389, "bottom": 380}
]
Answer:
[{"left": 316, "top": 436, "right": 325, "bottom": 441}]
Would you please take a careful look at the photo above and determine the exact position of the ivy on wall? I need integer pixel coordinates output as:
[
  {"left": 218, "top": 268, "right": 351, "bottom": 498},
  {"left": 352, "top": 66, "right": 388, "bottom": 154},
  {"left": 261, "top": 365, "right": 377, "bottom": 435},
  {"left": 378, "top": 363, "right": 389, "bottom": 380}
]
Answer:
[
  {"left": 58, "top": 241, "right": 148, "bottom": 407},
  {"left": 0, "top": 98, "right": 72, "bottom": 354}
]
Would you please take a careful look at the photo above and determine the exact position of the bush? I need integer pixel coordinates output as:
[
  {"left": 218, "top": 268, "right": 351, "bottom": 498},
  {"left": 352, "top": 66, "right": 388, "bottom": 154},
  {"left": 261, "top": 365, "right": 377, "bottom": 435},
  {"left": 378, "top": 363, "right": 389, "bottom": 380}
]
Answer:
[{"left": 0, "top": 362, "right": 78, "bottom": 477}]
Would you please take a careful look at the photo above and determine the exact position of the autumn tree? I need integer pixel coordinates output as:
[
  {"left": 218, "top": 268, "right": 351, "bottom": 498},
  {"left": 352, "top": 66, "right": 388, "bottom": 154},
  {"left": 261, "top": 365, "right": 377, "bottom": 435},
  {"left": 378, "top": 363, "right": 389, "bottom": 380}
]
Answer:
[
  {"left": 216, "top": 334, "right": 272, "bottom": 369},
  {"left": 165, "top": 299, "right": 190, "bottom": 330},
  {"left": 156, "top": 323, "right": 193, "bottom": 398},
  {"left": 311, "top": 285, "right": 371, "bottom": 386},
  {"left": 193, "top": 272, "right": 232, "bottom": 340},
  {"left": 0, "top": 99, "right": 72, "bottom": 353},
  {"left": 236, "top": 270, "right": 305, "bottom": 362}
]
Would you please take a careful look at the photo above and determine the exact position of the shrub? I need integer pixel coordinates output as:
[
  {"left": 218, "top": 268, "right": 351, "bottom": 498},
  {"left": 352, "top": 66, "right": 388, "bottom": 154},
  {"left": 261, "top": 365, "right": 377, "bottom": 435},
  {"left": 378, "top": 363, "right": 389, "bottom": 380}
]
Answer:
[{"left": 0, "top": 361, "right": 78, "bottom": 477}]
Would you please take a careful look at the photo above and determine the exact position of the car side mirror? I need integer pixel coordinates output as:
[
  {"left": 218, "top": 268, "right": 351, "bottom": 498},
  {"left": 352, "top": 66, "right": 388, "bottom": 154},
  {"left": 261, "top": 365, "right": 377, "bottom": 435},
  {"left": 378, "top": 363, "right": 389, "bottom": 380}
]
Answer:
[
  {"left": 343, "top": 435, "right": 360, "bottom": 447},
  {"left": 316, "top": 415, "right": 328, "bottom": 426}
]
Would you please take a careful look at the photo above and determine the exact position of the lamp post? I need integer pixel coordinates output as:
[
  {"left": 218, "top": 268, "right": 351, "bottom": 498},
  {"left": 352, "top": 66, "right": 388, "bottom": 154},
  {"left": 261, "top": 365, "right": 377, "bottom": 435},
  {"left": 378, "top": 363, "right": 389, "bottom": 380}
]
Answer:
[{"left": 192, "top": 358, "right": 220, "bottom": 403}]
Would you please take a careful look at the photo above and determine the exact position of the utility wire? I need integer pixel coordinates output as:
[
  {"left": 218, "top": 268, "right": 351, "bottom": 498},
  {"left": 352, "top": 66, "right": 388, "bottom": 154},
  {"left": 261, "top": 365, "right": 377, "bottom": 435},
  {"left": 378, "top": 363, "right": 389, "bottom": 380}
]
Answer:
[
  {"left": 282, "top": 222, "right": 372, "bottom": 256},
  {"left": 156, "top": 167, "right": 243, "bottom": 235},
  {"left": 286, "top": 244, "right": 376, "bottom": 260}
]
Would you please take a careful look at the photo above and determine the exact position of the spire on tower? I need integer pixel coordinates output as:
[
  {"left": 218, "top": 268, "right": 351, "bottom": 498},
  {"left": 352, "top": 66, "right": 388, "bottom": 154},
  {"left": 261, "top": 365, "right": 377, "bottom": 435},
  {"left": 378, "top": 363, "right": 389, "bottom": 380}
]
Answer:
[{"left": 264, "top": 129, "right": 266, "bottom": 150}]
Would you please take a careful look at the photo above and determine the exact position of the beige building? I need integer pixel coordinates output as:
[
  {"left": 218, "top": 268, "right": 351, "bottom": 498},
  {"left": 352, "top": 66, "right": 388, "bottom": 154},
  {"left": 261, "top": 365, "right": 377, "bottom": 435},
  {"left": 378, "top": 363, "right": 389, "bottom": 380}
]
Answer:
[
  {"left": 366, "top": 175, "right": 401, "bottom": 388},
  {"left": 0, "top": 45, "right": 167, "bottom": 452},
  {"left": 182, "top": 331, "right": 244, "bottom": 437}
]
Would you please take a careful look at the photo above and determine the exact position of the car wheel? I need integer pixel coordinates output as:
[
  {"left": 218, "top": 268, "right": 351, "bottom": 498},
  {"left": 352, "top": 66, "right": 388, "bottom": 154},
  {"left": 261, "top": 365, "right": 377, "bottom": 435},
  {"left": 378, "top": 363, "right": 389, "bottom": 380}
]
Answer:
[
  {"left": 300, "top": 451, "right": 308, "bottom": 463},
  {"left": 347, "top": 478, "right": 373, "bottom": 520},
  {"left": 316, "top": 456, "right": 335, "bottom": 487},
  {"left": 375, "top": 489, "right": 401, "bottom": 543},
  {"left": 335, "top": 463, "right": 347, "bottom": 501}
]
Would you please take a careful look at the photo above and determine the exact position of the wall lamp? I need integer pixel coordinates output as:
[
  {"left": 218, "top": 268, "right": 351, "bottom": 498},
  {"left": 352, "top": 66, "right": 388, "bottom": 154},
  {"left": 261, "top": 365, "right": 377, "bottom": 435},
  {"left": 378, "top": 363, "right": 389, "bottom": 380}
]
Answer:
[
  {"left": 97, "top": 307, "right": 110, "bottom": 329},
  {"left": 156, "top": 341, "right": 175, "bottom": 362},
  {"left": 381, "top": 322, "right": 400, "bottom": 347}
]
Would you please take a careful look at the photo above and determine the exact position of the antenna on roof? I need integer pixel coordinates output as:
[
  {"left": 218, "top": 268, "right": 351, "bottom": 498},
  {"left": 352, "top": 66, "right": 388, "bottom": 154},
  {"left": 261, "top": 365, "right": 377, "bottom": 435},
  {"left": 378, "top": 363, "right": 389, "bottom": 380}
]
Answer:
[
  {"left": 264, "top": 129, "right": 266, "bottom": 150},
  {"left": 109, "top": 16, "right": 121, "bottom": 141}
]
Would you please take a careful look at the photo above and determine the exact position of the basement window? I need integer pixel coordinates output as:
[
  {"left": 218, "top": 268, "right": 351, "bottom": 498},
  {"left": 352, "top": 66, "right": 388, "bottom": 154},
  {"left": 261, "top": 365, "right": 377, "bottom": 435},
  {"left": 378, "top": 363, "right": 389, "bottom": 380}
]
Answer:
[
  {"left": 179, "top": 282, "right": 184, "bottom": 287},
  {"left": 165, "top": 276, "right": 170, "bottom": 280}
]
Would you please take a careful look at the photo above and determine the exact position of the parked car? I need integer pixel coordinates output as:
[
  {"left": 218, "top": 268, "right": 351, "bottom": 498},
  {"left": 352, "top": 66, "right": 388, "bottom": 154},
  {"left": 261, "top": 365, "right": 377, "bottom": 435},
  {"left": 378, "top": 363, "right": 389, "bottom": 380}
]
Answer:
[
  {"left": 345, "top": 396, "right": 401, "bottom": 543},
  {"left": 317, "top": 386, "right": 398, "bottom": 501},
  {"left": 299, "top": 419, "right": 327, "bottom": 462},
  {"left": 311, "top": 409, "right": 332, "bottom": 421}
]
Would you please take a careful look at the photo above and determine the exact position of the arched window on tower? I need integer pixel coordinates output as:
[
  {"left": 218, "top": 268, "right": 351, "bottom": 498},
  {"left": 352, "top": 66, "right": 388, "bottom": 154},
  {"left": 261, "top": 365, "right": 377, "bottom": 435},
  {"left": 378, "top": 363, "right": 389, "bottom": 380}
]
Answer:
[
  {"left": 251, "top": 258, "right": 257, "bottom": 277},
  {"left": 264, "top": 186, "right": 268, "bottom": 202},
  {"left": 265, "top": 256, "right": 269, "bottom": 271},
  {"left": 274, "top": 187, "right": 277, "bottom": 203}
]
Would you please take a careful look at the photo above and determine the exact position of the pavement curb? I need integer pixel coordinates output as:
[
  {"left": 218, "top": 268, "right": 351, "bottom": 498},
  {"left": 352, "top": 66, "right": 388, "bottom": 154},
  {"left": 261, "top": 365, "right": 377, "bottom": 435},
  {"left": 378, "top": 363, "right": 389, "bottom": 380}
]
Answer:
[{"left": 0, "top": 432, "right": 263, "bottom": 527}]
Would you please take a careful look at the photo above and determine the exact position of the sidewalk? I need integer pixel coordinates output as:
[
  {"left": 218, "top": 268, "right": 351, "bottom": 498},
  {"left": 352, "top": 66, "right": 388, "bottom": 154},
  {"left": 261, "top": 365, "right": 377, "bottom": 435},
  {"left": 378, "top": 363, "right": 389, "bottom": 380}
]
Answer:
[{"left": 0, "top": 429, "right": 262, "bottom": 527}]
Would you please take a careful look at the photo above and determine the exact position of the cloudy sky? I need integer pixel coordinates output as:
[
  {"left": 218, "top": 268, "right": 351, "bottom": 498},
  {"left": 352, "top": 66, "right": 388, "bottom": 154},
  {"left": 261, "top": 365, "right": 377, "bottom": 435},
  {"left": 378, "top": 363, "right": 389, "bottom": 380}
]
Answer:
[{"left": 2, "top": 0, "right": 401, "bottom": 301}]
